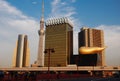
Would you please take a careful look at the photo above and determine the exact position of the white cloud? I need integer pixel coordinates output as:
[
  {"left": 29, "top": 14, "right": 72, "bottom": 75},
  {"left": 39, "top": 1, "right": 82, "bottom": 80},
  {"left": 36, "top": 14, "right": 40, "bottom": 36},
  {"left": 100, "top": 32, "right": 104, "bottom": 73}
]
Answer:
[
  {"left": 71, "top": 0, "right": 76, "bottom": 3},
  {"left": 51, "top": 0, "right": 61, "bottom": 6},
  {"left": 50, "top": 0, "right": 77, "bottom": 21},
  {"left": 50, "top": 0, "right": 82, "bottom": 29},
  {"left": 0, "top": 0, "right": 39, "bottom": 67},
  {"left": 32, "top": 2, "right": 37, "bottom": 5}
]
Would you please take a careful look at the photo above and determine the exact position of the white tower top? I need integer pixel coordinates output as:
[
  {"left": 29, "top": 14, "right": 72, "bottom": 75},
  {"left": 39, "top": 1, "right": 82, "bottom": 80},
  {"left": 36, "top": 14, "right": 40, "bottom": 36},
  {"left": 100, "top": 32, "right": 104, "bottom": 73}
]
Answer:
[{"left": 40, "top": 0, "right": 44, "bottom": 22}]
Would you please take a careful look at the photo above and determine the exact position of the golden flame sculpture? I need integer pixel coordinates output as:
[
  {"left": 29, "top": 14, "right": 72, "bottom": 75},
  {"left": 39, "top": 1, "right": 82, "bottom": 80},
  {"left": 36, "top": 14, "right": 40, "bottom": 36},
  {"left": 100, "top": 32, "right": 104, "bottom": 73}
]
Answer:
[{"left": 79, "top": 47, "right": 105, "bottom": 55}]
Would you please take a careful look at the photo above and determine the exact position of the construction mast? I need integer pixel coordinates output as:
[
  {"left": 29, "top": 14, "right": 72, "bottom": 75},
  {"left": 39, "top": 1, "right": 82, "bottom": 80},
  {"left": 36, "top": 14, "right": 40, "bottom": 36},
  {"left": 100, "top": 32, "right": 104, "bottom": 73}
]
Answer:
[{"left": 37, "top": 0, "right": 45, "bottom": 67}]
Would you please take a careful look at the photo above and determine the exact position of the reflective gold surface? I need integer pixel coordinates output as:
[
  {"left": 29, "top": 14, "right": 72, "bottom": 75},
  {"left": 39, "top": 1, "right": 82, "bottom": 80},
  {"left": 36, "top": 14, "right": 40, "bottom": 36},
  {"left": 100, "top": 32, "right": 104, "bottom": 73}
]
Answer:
[{"left": 79, "top": 47, "right": 105, "bottom": 54}]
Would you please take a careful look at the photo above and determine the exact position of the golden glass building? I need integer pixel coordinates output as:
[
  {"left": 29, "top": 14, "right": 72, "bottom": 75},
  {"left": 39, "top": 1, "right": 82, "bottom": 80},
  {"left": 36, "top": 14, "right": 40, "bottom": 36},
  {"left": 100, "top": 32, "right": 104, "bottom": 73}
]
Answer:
[
  {"left": 78, "top": 27, "right": 105, "bottom": 66},
  {"left": 44, "top": 17, "right": 73, "bottom": 67}
]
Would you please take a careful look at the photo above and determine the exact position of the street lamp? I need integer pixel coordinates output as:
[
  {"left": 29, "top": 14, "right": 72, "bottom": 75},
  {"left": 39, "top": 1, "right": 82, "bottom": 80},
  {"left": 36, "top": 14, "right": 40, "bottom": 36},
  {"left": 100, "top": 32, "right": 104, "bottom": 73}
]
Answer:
[{"left": 44, "top": 48, "right": 55, "bottom": 74}]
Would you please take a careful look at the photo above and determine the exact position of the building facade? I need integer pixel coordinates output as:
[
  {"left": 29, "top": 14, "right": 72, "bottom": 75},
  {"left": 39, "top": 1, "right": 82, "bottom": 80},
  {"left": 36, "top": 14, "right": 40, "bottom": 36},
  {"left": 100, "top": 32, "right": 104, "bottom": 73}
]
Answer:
[
  {"left": 78, "top": 27, "right": 105, "bottom": 66},
  {"left": 44, "top": 17, "right": 73, "bottom": 67},
  {"left": 12, "top": 34, "right": 30, "bottom": 67}
]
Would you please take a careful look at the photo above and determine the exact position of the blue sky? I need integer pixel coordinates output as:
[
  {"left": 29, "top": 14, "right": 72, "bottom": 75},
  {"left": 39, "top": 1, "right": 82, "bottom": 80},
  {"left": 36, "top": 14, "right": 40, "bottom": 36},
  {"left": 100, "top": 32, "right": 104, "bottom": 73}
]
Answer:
[
  {"left": 0, "top": 0, "right": 120, "bottom": 67},
  {"left": 7, "top": 0, "right": 120, "bottom": 27}
]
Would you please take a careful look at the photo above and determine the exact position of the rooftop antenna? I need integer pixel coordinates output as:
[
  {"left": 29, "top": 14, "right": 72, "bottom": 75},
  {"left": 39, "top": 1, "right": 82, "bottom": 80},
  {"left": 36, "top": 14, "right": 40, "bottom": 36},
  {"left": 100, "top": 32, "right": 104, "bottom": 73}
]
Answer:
[{"left": 41, "top": 0, "right": 44, "bottom": 21}]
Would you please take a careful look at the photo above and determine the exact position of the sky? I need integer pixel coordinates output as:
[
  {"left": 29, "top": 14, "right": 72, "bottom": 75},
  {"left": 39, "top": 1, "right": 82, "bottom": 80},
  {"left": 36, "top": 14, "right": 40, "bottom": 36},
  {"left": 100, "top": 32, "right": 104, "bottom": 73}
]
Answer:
[{"left": 0, "top": 0, "right": 120, "bottom": 67}]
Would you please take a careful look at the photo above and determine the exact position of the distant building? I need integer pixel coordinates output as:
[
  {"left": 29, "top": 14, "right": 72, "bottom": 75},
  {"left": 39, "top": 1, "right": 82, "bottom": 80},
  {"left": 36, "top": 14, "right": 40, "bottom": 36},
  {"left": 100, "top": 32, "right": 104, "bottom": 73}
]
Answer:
[
  {"left": 12, "top": 34, "right": 30, "bottom": 67},
  {"left": 44, "top": 17, "right": 73, "bottom": 67},
  {"left": 78, "top": 27, "right": 105, "bottom": 66}
]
